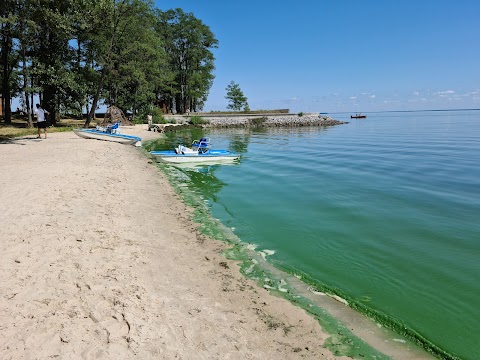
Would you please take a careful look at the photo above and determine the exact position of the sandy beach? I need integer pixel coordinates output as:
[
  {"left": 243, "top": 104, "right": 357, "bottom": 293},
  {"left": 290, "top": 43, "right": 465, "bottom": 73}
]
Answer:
[{"left": 0, "top": 126, "right": 350, "bottom": 359}]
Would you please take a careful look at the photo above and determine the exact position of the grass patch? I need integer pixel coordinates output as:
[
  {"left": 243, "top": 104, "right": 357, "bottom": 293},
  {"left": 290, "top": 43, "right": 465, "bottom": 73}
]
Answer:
[{"left": 0, "top": 116, "right": 97, "bottom": 140}]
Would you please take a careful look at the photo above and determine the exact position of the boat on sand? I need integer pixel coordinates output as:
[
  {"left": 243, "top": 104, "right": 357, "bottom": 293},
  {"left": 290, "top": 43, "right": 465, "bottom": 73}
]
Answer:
[{"left": 74, "top": 122, "right": 142, "bottom": 146}]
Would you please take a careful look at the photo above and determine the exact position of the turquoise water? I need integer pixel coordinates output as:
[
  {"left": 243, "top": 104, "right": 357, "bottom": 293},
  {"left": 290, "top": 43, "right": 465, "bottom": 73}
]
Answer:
[{"left": 153, "top": 110, "right": 480, "bottom": 359}]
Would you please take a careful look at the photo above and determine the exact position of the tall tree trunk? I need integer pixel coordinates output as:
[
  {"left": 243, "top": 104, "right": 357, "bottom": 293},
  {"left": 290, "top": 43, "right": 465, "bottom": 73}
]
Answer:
[
  {"left": 183, "top": 96, "right": 189, "bottom": 114},
  {"left": 133, "top": 86, "right": 138, "bottom": 119},
  {"left": 22, "top": 46, "right": 33, "bottom": 127},
  {"left": 85, "top": 13, "right": 119, "bottom": 127},
  {"left": 43, "top": 84, "right": 56, "bottom": 126},
  {"left": 175, "top": 93, "right": 181, "bottom": 114},
  {"left": 1, "top": 23, "right": 13, "bottom": 124},
  {"left": 30, "top": 82, "right": 34, "bottom": 114},
  {"left": 85, "top": 68, "right": 106, "bottom": 127}
]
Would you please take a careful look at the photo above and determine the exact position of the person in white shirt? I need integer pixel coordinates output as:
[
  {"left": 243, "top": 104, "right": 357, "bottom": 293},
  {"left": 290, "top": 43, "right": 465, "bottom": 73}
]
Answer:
[
  {"left": 147, "top": 114, "right": 153, "bottom": 128},
  {"left": 35, "top": 104, "right": 50, "bottom": 139}
]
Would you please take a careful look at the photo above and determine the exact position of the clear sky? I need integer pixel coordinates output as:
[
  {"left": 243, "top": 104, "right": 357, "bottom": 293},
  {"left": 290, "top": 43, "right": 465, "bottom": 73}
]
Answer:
[{"left": 157, "top": 0, "right": 480, "bottom": 113}]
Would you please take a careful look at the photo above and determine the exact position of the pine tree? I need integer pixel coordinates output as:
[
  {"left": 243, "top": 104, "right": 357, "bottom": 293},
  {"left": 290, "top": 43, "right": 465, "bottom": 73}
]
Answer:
[{"left": 225, "top": 81, "right": 248, "bottom": 111}]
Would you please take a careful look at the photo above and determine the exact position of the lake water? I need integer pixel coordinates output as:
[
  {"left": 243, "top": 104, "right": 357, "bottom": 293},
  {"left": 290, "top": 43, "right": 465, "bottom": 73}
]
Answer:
[{"left": 150, "top": 110, "right": 480, "bottom": 359}]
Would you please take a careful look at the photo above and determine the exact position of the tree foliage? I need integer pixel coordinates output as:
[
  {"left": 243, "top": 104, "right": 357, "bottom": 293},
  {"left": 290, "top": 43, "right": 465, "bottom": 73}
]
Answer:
[
  {"left": 225, "top": 81, "right": 248, "bottom": 111},
  {"left": 0, "top": 0, "right": 218, "bottom": 126},
  {"left": 156, "top": 8, "right": 217, "bottom": 114}
]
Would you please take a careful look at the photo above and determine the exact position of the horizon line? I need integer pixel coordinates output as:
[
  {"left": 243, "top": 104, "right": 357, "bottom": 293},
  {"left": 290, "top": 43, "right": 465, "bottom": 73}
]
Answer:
[{"left": 320, "top": 108, "right": 480, "bottom": 115}]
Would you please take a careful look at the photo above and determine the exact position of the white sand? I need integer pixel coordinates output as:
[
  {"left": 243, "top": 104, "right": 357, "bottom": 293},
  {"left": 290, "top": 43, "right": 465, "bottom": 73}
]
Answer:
[{"left": 0, "top": 126, "right": 348, "bottom": 359}]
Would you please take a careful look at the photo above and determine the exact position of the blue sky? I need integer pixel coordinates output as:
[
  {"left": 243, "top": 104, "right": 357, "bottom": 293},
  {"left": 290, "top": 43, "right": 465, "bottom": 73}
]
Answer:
[{"left": 157, "top": 0, "right": 480, "bottom": 113}]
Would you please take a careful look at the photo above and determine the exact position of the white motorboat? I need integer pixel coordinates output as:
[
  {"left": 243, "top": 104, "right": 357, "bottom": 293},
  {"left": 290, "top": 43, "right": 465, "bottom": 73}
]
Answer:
[
  {"left": 74, "top": 126, "right": 142, "bottom": 146},
  {"left": 150, "top": 138, "right": 239, "bottom": 164}
]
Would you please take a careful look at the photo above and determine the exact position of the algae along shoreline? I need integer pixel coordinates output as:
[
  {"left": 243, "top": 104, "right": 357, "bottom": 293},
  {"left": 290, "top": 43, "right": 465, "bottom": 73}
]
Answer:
[
  {"left": 143, "top": 111, "right": 479, "bottom": 360},
  {"left": 147, "top": 151, "right": 443, "bottom": 360}
]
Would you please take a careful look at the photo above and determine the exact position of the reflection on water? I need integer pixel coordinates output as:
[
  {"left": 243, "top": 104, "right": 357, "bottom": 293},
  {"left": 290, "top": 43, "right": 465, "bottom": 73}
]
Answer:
[
  {"left": 176, "top": 165, "right": 226, "bottom": 203},
  {"left": 167, "top": 162, "right": 241, "bottom": 203}
]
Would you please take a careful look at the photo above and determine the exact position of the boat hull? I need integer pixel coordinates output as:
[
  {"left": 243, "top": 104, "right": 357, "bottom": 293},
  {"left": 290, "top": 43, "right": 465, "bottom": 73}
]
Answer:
[
  {"left": 351, "top": 115, "right": 367, "bottom": 119},
  {"left": 150, "top": 150, "right": 239, "bottom": 164},
  {"left": 74, "top": 129, "right": 142, "bottom": 146}
]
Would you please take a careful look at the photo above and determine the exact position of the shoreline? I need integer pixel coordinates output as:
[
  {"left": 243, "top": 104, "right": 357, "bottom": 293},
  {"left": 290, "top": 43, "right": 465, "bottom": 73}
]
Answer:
[
  {"left": 0, "top": 127, "right": 348, "bottom": 359},
  {"left": 156, "top": 139, "right": 438, "bottom": 360},
  {"left": 0, "top": 126, "right": 431, "bottom": 359}
]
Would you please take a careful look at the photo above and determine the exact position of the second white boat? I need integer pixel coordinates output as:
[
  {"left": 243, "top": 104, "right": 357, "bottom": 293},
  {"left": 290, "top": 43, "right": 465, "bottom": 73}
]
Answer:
[{"left": 74, "top": 128, "right": 142, "bottom": 146}]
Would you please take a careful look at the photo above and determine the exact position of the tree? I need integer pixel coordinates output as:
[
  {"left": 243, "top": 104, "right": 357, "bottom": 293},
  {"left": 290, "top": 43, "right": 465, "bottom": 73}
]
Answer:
[
  {"left": 0, "top": 0, "right": 20, "bottom": 124},
  {"left": 28, "top": 0, "right": 82, "bottom": 125},
  {"left": 225, "top": 81, "right": 248, "bottom": 111},
  {"left": 156, "top": 8, "right": 218, "bottom": 114},
  {"left": 82, "top": 0, "right": 167, "bottom": 126},
  {"left": 1, "top": 0, "right": 218, "bottom": 126},
  {"left": 104, "top": 1, "right": 166, "bottom": 117},
  {"left": 16, "top": 0, "right": 37, "bottom": 126},
  {"left": 82, "top": 0, "right": 121, "bottom": 127}
]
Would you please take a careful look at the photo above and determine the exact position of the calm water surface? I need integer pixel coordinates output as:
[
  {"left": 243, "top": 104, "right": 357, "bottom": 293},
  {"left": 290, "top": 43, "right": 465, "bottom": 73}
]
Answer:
[{"left": 158, "top": 111, "right": 480, "bottom": 359}]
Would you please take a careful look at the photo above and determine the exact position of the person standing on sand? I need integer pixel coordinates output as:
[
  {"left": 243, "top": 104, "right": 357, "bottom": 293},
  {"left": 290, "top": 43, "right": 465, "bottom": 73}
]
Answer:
[
  {"left": 34, "top": 104, "right": 50, "bottom": 139},
  {"left": 147, "top": 114, "right": 153, "bottom": 128}
]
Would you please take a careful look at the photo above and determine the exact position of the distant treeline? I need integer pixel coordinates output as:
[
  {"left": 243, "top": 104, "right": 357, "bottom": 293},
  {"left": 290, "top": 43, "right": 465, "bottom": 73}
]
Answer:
[{"left": 1, "top": 0, "right": 218, "bottom": 127}]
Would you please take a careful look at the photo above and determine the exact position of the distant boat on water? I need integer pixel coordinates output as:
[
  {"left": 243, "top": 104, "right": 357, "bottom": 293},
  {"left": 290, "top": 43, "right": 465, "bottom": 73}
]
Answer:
[{"left": 351, "top": 113, "right": 367, "bottom": 119}]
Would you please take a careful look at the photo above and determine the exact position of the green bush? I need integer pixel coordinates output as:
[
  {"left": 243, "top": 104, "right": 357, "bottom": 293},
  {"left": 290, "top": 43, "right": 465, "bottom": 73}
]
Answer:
[
  {"left": 298, "top": 112, "right": 304, "bottom": 117},
  {"left": 131, "top": 116, "right": 145, "bottom": 124},
  {"left": 249, "top": 116, "right": 267, "bottom": 126},
  {"left": 189, "top": 116, "right": 209, "bottom": 125},
  {"left": 135, "top": 107, "right": 166, "bottom": 124}
]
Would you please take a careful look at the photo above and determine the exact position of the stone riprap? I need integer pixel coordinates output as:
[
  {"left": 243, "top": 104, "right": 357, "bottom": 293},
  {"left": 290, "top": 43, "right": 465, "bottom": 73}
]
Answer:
[{"left": 202, "top": 114, "right": 346, "bottom": 128}]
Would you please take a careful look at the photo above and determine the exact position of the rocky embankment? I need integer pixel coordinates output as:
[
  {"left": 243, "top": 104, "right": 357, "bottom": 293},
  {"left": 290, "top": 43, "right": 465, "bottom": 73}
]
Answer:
[
  {"left": 202, "top": 114, "right": 346, "bottom": 128},
  {"left": 157, "top": 114, "right": 347, "bottom": 133}
]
